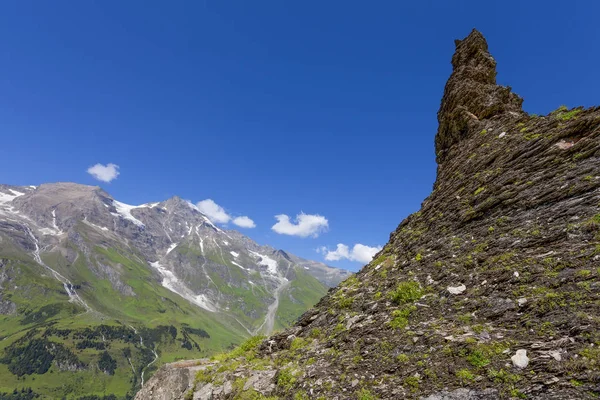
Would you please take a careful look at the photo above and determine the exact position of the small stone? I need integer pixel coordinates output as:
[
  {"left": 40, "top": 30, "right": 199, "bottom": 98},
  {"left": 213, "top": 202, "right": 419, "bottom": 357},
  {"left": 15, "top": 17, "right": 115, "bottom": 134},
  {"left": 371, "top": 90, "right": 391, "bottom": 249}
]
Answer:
[
  {"left": 511, "top": 349, "right": 529, "bottom": 368},
  {"left": 447, "top": 284, "right": 466, "bottom": 294},
  {"left": 513, "top": 271, "right": 519, "bottom": 278},
  {"left": 517, "top": 298, "right": 527, "bottom": 306},
  {"left": 351, "top": 379, "right": 359, "bottom": 388},
  {"left": 550, "top": 351, "right": 561, "bottom": 361},
  {"left": 223, "top": 380, "right": 233, "bottom": 396},
  {"left": 499, "top": 132, "right": 507, "bottom": 138}
]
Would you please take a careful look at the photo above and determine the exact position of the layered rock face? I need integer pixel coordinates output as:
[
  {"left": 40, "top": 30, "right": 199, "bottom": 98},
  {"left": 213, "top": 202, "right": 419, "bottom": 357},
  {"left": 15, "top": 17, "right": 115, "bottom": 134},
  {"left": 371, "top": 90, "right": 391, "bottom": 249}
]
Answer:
[{"left": 138, "top": 30, "right": 600, "bottom": 400}]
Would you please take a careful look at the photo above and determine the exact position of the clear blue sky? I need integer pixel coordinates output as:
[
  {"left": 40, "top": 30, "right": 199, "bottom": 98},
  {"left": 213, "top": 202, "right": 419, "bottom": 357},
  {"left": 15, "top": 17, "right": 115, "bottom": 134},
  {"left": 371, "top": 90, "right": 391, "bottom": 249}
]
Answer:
[{"left": 1, "top": 1, "right": 598, "bottom": 271}]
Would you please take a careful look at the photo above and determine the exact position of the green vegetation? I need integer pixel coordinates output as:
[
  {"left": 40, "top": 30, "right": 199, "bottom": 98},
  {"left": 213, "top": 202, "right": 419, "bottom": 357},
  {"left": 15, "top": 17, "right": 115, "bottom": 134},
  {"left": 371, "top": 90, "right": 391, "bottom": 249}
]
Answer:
[
  {"left": 396, "top": 353, "right": 410, "bottom": 363},
  {"left": 474, "top": 187, "right": 485, "bottom": 196},
  {"left": 556, "top": 107, "right": 581, "bottom": 121},
  {"left": 357, "top": 388, "right": 378, "bottom": 400},
  {"left": 276, "top": 367, "right": 296, "bottom": 390},
  {"left": 0, "top": 240, "right": 249, "bottom": 400},
  {"left": 456, "top": 368, "right": 475, "bottom": 383},
  {"left": 389, "top": 306, "right": 417, "bottom": 329},
  {"left": 389, "top": 281, "right": 423, "bottom": 305},
  {"left": 213, "top": 335, "right": 266, "bottom": 362},
  {"left": 467, "top": 350, "right": 491, "bottom": 368},
  {"left": 275, "top": 267, "right": 328, "bottom": 329},
  {"left": 404, "top": 375, "right": 420, "bottom": 391}
]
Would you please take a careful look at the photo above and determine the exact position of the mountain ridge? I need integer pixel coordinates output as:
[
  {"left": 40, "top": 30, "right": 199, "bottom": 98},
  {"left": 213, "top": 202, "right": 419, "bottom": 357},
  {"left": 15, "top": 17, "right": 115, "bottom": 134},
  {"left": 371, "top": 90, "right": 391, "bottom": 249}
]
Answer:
[
  {"left": 137, "top": 29, "right": 600, "bottom": 400},
  {"left": 0, "top": 181, "right": 350, "bottom": 399}
]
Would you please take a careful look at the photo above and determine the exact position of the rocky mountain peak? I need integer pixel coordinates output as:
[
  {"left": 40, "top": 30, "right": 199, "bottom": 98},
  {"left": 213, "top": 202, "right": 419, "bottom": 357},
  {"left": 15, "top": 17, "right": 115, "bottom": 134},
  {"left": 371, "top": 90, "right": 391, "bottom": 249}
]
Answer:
[
  {"left": 137, "top": 30, "right": 600, "bottom": 400},
  {"left": 435, "top": 29, "right": 524, "bottom": 163}
]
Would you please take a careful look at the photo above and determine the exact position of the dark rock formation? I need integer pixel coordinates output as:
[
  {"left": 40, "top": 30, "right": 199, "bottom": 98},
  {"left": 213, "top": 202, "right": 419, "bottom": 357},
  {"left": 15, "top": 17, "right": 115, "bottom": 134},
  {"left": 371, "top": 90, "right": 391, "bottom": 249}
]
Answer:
[
  {"left": 138, "top": 30, "right": 600, "bottom": 400},
  {"left": 435, "top": 29, "right": 524, "bottom": 163}
]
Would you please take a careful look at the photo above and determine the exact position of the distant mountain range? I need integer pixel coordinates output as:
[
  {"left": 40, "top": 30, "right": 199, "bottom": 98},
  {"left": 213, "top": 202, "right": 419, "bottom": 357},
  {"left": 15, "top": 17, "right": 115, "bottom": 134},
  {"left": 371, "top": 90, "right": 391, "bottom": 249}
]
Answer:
[{"left": 0, "top": 182, "right": 350, "bottom": 399}]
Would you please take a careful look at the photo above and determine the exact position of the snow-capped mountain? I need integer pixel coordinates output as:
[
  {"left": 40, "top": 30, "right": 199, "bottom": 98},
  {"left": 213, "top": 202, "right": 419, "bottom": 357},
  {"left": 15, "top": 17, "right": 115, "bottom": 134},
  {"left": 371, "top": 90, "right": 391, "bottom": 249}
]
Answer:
[
  {"left": 0, "top": 182, "right": 350, "bottom": 334},
  {"left": 0, "top": 182, "right": 351, "bottom": 398}
]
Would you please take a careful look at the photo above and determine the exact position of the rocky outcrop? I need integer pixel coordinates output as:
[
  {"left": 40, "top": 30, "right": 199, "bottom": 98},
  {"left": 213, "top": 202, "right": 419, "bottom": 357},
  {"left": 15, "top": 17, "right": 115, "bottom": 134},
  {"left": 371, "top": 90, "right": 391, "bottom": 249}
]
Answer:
[
  {"left": 435, "top": 29, "right": 524, "bottom": 163},
  {"left": 139, "top": 30, "right": 600, "bottom": 399}
]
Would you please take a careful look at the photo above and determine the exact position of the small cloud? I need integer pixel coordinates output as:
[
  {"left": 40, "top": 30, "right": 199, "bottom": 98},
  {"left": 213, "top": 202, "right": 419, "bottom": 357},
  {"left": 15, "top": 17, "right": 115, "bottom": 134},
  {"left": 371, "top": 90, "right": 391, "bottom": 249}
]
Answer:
[
  {"left": 87, "top": 163, "right": 120, "bottom": 183},
  {"left": 233, "top": 216, "right": 256, "bottom": 228},
  {"left": 196, "top": 199, "right": 231, "bottom": 224},
  {"left": 196, "top": 199, "right": 255, "bottom": 228},
  {"left": 320, "top": 243, "right": 382, "bottom": 264},
  {"left": 271, "top": 213, "right": 328, "bottom": 238}
]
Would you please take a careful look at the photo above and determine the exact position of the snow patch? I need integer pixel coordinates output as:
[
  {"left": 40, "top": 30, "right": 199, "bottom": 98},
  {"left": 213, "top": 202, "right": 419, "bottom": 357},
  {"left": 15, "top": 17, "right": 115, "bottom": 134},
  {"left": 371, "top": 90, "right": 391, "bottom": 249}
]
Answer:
[
  {"left": 39, "top": 228, "right": 60, "bottom": 236},
  {"left": 231, "top": 261, "right": 247, "bottom": 271},
  {"left": 51, "top": 209, "right": 64, "bottom": 234},
  {"left": 0, "top": 189, "right": 25, "bottom": 204},
  {"left": 166, "top": 243, "right": 178, "bottom": 255},
  {"left": 230, "top": 251, "right": 239, "bottom": 258},
  {"left": 83, "top": 219, "right": 110, "bottom": 232},
  {"left": 112, "top": 201, "right": 145, "bottom": 227},
  {"left": 149, "top": 261, "right": 216, "bottom": 312},
  {"left": 249, "top": 251, "right": 278, "bottom": 275},
  {"left": 140, "top": 202, "right": 159, "bottom": 208},
  {"left": 223, "top": 240, "right": 229, "bottom": 246}
]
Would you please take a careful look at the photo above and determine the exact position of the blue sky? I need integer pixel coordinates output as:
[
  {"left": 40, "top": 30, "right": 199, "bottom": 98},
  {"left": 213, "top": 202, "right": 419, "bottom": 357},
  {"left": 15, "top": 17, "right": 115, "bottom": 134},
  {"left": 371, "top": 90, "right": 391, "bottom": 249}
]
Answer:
[{"left": 1, "top": 1, "right": 598, "bottom": 271}]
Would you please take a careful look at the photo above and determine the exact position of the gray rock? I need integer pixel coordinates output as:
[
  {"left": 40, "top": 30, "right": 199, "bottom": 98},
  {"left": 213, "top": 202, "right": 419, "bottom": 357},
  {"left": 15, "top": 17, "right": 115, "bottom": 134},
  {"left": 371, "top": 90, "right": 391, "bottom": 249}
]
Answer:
[{"left": 421, "top": 388, "right": 499, "bottom": 400}]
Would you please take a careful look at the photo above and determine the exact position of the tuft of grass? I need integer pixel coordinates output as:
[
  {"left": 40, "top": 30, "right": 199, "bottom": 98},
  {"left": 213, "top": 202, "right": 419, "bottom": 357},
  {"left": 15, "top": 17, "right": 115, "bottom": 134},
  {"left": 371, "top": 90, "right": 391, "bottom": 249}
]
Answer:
[
  {"left": 557, "top": 108, "right": 581, "bottom": 121},
  {"left": 389, "top": 306, "right": 417, "bottom": 330},
  {"left": 389, "top": 281, "right": 423, "bottom": 305},
  {"left": 404, "top": 375, "right": 420, "bottom": 391},
  {"left": 474, "top": 187, "right": 485, "bottom": 196},
  {"left": 467, "top": 350, "right": 491, "bottom": 368},
  {"left": 357, "top": 388, "right": 378, "bottom": 400},
  {"left": 276, "top": 367, "right": 297, "bottom": 390},
  {"left": 456, "top": 368, "right": 476, "bottom": 383},
  {"left": 396, "top": 353, "right": 410, "bottom": 363}
]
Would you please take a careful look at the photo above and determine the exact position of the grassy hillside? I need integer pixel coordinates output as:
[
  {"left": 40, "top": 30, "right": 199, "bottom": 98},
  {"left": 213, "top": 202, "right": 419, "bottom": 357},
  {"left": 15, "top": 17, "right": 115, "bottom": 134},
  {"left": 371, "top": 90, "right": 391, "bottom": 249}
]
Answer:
[{"left": 0, "top": 235, "right": 247, "bottom": 399}]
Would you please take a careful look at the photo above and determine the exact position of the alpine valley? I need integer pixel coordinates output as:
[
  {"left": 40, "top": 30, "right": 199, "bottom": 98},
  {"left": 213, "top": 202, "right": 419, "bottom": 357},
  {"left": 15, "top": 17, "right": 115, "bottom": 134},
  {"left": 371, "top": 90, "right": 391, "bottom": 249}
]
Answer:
[{"left": 0, "top": 182, "right": 350, "bottom": 399}]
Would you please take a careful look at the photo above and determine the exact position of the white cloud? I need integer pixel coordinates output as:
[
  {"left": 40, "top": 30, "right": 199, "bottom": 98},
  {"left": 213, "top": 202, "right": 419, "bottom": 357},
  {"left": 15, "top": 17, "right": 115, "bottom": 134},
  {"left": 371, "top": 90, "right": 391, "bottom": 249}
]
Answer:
[
  {"left": 196, "top": 199, "right": 256, "bottom": 228},
  {"left": 233, "top": 216, "right": 256, "bottom": 228},
  {"left": 87, "top": 163, "right": 120, "bottom": 183},
  {"left": 320, "top": 243, "right": 382, "bottom": 264},
  {"left": 196, "top": 199, "right": 231, "bottom": 224},
  {"left": 271, "top": 213, "right": 328, "bottom": 238}
]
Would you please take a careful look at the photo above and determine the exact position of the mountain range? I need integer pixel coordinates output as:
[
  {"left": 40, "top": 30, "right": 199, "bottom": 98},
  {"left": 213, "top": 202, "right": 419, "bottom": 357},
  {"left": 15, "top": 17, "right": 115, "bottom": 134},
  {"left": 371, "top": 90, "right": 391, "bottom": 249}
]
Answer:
[{"left": 0, "top": 182, "right": 350, "bottom": 399}]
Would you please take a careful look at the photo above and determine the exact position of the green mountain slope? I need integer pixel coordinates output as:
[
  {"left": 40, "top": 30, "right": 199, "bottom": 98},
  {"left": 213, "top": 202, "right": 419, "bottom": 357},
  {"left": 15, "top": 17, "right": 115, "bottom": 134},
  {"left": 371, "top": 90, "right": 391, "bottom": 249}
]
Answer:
[{"left": 0, "top": 184, "right": 345, "bottom": 399}]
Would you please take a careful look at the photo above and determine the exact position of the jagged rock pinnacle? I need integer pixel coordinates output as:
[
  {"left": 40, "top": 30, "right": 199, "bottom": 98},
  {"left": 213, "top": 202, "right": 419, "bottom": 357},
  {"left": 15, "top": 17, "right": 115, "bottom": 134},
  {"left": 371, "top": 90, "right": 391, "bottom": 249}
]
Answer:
[{"left": 435, "top": 29, "right": 524, "bottom": 163}]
